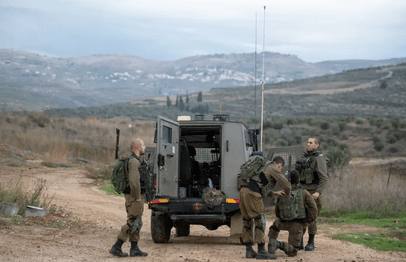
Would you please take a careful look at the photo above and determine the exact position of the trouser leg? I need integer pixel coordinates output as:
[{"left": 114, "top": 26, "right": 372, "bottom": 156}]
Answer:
[
  {"left": 254, "top": 215, "right": 265, "bottom": 244},
  {"left": 242, "top": 217, "right": 254, "bottom": 244}
]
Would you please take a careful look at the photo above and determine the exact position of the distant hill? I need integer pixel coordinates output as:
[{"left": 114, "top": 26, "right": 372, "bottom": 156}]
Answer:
[
  {"left": 1, "top": 48, "right": 406, "bottom": 112},
  {"left": 43, "top": 63, "right": 406, "bottom": 121}
]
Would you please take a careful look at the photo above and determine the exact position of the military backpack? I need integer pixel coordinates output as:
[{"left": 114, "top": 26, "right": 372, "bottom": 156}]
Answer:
[
  {"left": 277, "top": 188, "right": 306, "bottom": 221},
  {"left": 110, "top": 155, "right": 149, "bottom": 194},
  {"left": 239, "top": 155, "right": 269, "bottom": 182}
]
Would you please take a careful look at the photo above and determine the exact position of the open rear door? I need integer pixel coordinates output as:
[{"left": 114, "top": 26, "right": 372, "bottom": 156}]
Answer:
[{"left": 156, "top": 115, "right": 179, "bottom": 197}]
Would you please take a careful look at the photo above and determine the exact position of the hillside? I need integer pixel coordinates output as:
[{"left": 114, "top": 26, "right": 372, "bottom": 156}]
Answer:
[
  {"left": 1, "top": 48, "right": 406, "bottom": 112},
  {"left": 43, "top": 63, "right": 406, "bottom": 121}
]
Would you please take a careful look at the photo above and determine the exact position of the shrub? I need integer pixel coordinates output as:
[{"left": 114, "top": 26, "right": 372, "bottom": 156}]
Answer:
[
  {"left": 263, "top": 128, "right": 282, "bottom": 144},
  {"left": 331, "top": 124, "right": 340, "bottom": 136},
  {"left": 371, "top": 136, "right": 381, "bottom": 143},
  {"left": 355, "top": 119, "right": 364, "bottom": 125},
  {"left": 386, "top": 135, "right": 397, "bottom": 144},
  {"left": 391, "top": 118, "right": 400, "bottom": 129},
  {"left": 367, "top": 117, "right": 376, "bottom": 126},
  {"left": 393, "top": 131, "right": 404, "bottom": 141},
  {"left": 322, "top": 138, "right": 351, "bottom": 170},
  {"left": 388, "top": 147, "right": 399, "bottom": 153},
  {"left": 338, "top": 122, "right": 346, "bottom": 132},
  {"left": 275, "top": 138, "right": 288, "bottom": 147},
  {"left": 374, "top": 142, "right": 385, "bottom": 151},
  {"left": 320, "top": 122, "right": 330, "bottom": 130}
]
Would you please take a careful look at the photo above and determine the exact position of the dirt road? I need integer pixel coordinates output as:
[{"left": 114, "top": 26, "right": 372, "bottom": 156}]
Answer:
[{"left": 1, "top": 165, "right": 405, "bottom": 262}]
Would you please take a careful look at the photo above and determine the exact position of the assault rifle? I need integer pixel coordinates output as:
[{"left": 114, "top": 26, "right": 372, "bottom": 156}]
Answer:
[
  {"left": 140, "top": 153, "right": 155, "bottom": 203},
  {"left": 115, "top": 128, "right": 120, "bottom": 159}
]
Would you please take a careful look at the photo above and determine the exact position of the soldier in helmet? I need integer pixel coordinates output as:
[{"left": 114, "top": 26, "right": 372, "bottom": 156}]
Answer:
[
  {"left": 295, "top": 137, "right": 329, "bottom": 251},
  {"left": 239, "top": 154, "right": 291, "bottom": 259},
  {"left": 268, "top": 170, "right": 318, "bottom": 257}
]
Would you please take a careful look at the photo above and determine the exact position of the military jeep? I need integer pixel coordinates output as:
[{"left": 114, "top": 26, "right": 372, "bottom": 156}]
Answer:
[{"left": 147, "top": 114, "right": 261, "bottom": 243}]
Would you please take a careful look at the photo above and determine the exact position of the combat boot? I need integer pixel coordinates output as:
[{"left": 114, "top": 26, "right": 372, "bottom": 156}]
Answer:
[
  {"left": 267, "top": 238, "right": 282, "bottom": 255},
  {"left": 109, "top": 239, "right": 128, "bottom": 257},
  {"left": 130, "top": 241, "right": 148, "bottom": 257},
  {"left": 256, "top": 243, "right": 277, "bottom": 260},
  {"left": 245, "top": 243, "right": 257, "bottom": 259},
  {"left": 279, "top": 242, "right": 298, "bottom": 257},
  {"left": 305, "top": 234, "right": 315, "bottom": 251}
]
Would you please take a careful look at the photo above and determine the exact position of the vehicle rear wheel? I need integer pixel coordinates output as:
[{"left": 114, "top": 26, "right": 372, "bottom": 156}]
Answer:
[
  {"left": 151, "top": 212, "right": 172, "bottom": 243},
  {"left": 175, "top": 224, "right": 190, "bottom": 237}
]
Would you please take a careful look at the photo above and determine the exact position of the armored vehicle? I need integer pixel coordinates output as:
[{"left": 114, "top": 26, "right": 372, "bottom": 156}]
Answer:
[{"left": 147, "top": 114, "right": 260, "bottom": 243}]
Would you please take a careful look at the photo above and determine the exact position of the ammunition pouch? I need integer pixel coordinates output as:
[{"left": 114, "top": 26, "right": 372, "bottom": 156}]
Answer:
[{"left": 300, "top": 169, "right": 314, "bottom": 184}]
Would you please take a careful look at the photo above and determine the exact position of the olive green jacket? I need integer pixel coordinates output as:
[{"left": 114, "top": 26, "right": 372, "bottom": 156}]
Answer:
[
  {"left": 261, "top": 162, "right": 291, "bottom": 198},
  {"left": 128, "top": 152, "right": 142, "bottom": 200},
  {"left": 300, "top": 150, "right": 329, "bottom": 194}
]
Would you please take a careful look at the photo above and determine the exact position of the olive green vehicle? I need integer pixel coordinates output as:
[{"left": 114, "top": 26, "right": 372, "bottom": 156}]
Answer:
[{"left": 146, "top": 114, "right": 304, "bottom": 243}]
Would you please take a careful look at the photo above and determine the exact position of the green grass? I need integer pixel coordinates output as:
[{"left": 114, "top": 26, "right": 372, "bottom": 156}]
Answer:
[
  {"left": 335, "top": 233, "right": 406, "bottom": 252},
  {"left": 99, "top": 181, "right": 123, "bottom": 196},
  {"left": 321, "top": 211, "right": 406, "bottom": 252}
]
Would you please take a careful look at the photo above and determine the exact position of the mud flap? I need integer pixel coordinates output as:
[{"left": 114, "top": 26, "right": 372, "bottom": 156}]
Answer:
[{"left": 230, "top": 212, "right": 243, "bottom": 237}]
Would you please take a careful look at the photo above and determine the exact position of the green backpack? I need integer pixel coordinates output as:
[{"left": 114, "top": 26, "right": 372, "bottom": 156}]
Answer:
[
  {"left": 110, "top": 156, "right": 132, "bottom": 194},
  {"left": 277, "top": 188, "right": 305, "bottom": 221},
  {"left": 240, "top": 155, "right": 269, "bottom": 181}
]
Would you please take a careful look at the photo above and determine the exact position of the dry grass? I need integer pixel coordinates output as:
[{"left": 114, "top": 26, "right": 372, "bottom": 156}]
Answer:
[
  {"left": 0, "top": 175, "right": 57, "bottom": 216},
  {"left": 0, "top": 112, "right": 155, "bottom": 164},
  {"left": 323, "top": 164, "right": 406, "bottom": 216}
]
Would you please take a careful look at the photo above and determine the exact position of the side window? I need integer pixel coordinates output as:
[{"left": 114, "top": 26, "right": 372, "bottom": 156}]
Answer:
[{"left": 163, "top": 126, "right": 172, "bottom": 143}]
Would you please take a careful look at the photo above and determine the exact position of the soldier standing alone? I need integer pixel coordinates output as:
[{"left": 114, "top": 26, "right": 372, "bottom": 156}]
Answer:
[
  {"left": 109, "top": 138, "right": 148, "bottom": 257},
  {"left": 296, "top": 137, "right": 329, "bottom": 251}
]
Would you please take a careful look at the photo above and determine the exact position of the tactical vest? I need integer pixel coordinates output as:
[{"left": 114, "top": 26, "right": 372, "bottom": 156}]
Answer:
[
  {"left": 299, "top": 152, "right": 320, "bottom": 185},
  {"left": 277, "top": 187, "right": 307, "bottom": 221}
]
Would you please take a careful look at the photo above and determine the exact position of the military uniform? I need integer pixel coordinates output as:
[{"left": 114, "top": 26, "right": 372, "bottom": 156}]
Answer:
[
  {"left": 298, "top": 150, "right": 328, "bottom": 235},
  {"left": 118, "top": 152, "right": 144, "bottom": 243},
  {"left": 239, "top": 162, "right": 291, "bottom": 258},
  {"left": 110, "top": 152, "right": 147, "bottom": 257},
  {"left": 268, "top": 185, "right": 318, "bottom": 257}
]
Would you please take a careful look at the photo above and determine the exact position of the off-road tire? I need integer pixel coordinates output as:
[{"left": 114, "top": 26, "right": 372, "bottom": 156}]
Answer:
[
  {"left": 175, "top": 224, "right": 190, "bottom": 237},
  {"left": 151, "top": 212, "right": 172, "bottom": 243}
]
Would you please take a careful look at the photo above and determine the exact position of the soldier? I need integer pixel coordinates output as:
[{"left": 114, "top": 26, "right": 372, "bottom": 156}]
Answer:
[
  {"left": 296, "top": 137, "right": 329, "bottom": 251},
  {"left": 109, "top": 139, "right": 148, "bottom": 257},
  {"left": 239, "top": 154, "right": 291, "bottom": 259},
  {"left": 268, "top": 170, "right": 318, "bottom": 257}
]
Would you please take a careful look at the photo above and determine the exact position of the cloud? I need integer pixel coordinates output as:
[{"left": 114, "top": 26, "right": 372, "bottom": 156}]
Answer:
[{"left": 1, "top": 0, "right": 406, "bottom": 61}]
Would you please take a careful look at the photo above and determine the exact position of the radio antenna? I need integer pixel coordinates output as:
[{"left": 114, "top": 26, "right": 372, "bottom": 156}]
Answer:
[
  {"left": 260, "top": 6, "right": 266, "bottom": 151},
  {"left": 254, "top": 12, "right": 257, "bottom": 121}
]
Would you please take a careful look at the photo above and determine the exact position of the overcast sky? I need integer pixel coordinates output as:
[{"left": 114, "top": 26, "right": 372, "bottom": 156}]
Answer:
[{"left": 1, "top": 0, "right": 405, "bottom": 62}]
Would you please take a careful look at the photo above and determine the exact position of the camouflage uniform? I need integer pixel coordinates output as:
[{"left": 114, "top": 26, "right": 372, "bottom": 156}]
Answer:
[
  {"left": 268, "top": 185, "right": 318, "bottom": 256},
  {"left": 118, "top": 152, "right": 144, "bottom": 242},
  {"left": 298, "top": 150, "right": 328, "bottom": 235},
  {"left": 239, "top": 162, "right": 291, "bottom": 245}
]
